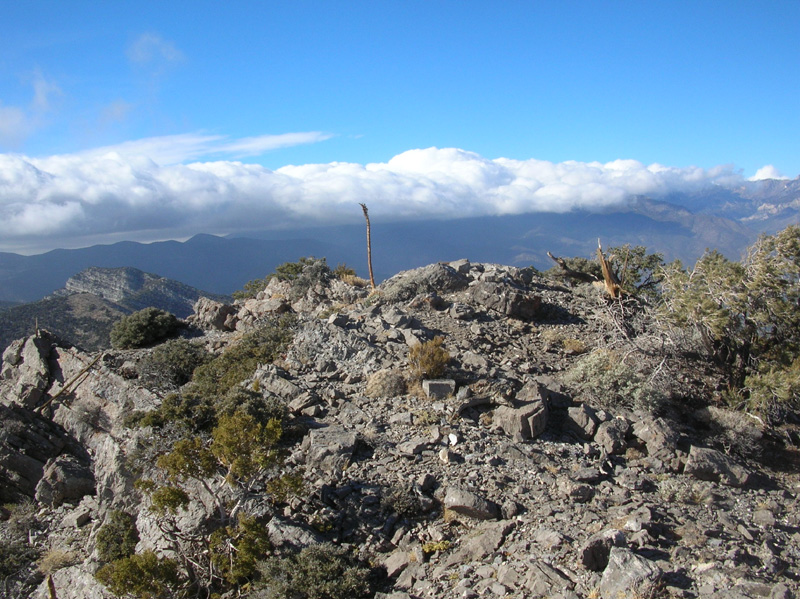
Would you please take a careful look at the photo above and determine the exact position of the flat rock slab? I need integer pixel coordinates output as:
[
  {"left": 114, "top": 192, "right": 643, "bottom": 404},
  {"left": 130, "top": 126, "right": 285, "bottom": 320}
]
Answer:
[
  {"left": 422, "top": 379, "right": 456, "bottom": 399},
  {"left": 444, "top": 487, "right": 499, "bottom": 520}
]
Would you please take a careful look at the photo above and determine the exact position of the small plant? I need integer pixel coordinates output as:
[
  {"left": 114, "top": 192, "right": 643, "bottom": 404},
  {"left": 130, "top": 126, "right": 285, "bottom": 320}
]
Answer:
[
  {"left": 137, "top": 338, "right": 210, "bottom": 390},
  {"left": 422, "top": 540, "right": 451, "bottom": 555},
  {"left": 110, "top": 307, "right": 181, "bottom": 349},
  {"left": 561, "top": 337, "right": 588, "bottom": 355},
  {"left": 408, "top": 337, "right": 450, "bottom": 381},
  {"left": 37, "top": 549, "right": 80, "bottom": 574},
  {"left": 254, "top": 543, "right": 375, "bottom": 599},
  {"left": 563, "top": 348, "right": 665, "bottom": 411},
  {"left": 96, "top": 511, "right": 140, "bottom": 563}
]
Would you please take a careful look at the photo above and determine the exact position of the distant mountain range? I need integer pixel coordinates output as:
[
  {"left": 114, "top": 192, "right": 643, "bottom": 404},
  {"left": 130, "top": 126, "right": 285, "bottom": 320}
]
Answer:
[
  {"left": 0, "top": 267, "right": 229, "bottom": 354},
  {"left": 0, "top": 178, "right": 797, "bottom": 308}
]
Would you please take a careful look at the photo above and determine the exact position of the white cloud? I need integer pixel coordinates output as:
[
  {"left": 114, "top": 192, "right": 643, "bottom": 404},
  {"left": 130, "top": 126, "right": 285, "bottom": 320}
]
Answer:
[
  {"left": 0, "top": 145, "right": 753, "bottom": 253},
  {"left": 79, "top": 131, "right": 332, "bottom": 165},
  {"left": 127, "top": 32, "right": 184, "bottom": 65},
  {"left": 750, "top": 165, "right": 788, "bottom": 181}
]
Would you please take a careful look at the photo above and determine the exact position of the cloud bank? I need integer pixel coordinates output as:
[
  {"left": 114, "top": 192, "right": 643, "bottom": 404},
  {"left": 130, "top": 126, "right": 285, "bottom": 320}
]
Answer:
[{"left": 0, "top": 140, "right": 758, "bottom": 253}]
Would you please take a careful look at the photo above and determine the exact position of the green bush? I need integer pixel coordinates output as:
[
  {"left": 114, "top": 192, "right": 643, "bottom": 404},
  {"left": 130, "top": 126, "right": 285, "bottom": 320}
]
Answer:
[
  {"left": 254, "top": 543, "right": 374, "bottom": 599},
  {"left": 95, "top": 551, "right": 185, "bottom": 599},
  {"left": 660, "top": 225, "right": 800, "bottom": 422},
  {"left": 96, "top": 511, "right": 140, "bottom": 563},
  {"left": 110, "top": 307, "right": 181, "bottom": 349},
  {"left": 138, "top": 338, "right": 210, "bottom": 389},
  {"left": 0, "top": 540, "right": 39, "bottom": 579},
  {"left": 190, "top": 314, "right": 297, "bottom": 401},
  {"left": 209, "top": 513, "right": 271, "bottom": 584},
  {"left": 408, "top": 337, "right": 450, "bottom": 381}
]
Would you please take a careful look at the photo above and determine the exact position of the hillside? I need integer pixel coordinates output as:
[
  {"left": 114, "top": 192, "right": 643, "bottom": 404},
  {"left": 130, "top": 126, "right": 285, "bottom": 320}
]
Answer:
[
  {"left": 0, "top": 253, "right": 798, "bottom": 599},
  {"left": 0, "top": 267, "right": 230, "bottom": 354}
]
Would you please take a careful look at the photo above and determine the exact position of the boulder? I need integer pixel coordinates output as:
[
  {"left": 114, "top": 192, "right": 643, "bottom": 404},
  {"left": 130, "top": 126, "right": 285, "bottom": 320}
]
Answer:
[
  {"left": 0, "top": 334, "right": 54, "bottom": 409},
  {"left": 599, "top": 547, "right": 662, "bottom": 599},
  {"left": 443, "top": 487, "right": 499, "bottom": 520},
  {"left": 302, "top": 426, "right": 357, "bottom": 473},
  {"left": 381, "top": 263, "right": 470, "bottom": 302},
  {"left": 469, "top": 281, "right": 542, "bottom": 320},
  {"left": 35, "top": 455, "right": 95, "bottom": 507},
  {"left": 493, "top": 399, "right": 548, "bottom": 442},
  {"left": 595, "top": 418, "right": 630, "bottom": 455},
  {"left": 684, "top": 446, "right": 751, "bottom": 487},
  {"left": 187, "top": 297, "right": 238, "bottom": 331},
  {"left": 565, "top": 403, "right": 599, "bottom": 440},
  {"left": 581, "top": 529, "right": 626, "bottom": 571},
  {"left": 422, "top": 379, "right": 456, "bottom": 399}
]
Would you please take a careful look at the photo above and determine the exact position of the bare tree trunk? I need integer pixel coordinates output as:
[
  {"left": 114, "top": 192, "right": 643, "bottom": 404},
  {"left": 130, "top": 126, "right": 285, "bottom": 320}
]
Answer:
[
  {"left": 596, "top": 239, "right": 622, "bottom": 298},
  {"left": 360, "top": 203, "right": 377, "bottom": 290}
]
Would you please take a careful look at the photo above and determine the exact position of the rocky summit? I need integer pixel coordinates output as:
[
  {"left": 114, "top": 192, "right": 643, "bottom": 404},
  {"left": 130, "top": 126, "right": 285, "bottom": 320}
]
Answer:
[{"left": 0, "top": 259, "right": 798, "bottom": 599}]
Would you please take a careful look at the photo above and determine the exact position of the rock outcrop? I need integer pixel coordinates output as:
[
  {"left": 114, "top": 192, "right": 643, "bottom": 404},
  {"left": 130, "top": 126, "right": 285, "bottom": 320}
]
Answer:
[{"left": 0, "top": 259, "right": 797, "bottom": 599}]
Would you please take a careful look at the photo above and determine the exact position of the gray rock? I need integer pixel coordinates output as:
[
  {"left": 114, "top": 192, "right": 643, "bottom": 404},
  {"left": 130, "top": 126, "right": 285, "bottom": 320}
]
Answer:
[
  {"left": 398, "top": 437, "right": 429, "bottom": 455},
  {"left": 565, "top": 403, "right": 599, "bottom": 440},
  {"left": 267, "top": 516, "right": 324, "bottom": 549},
  {"left": 525, "top": 561, "right": 575, "bottom": 596},
  {"left": 599, "top": 547, "right": 662, "bottom": 599},
  {"left": 684, "top": 446, "right": 751, "bottom": 487},
  {"left": 384, "top": 551, "right": 411, "bottom": 578},
  {"left": 35, "top": 455, "right": 95, "bottom": 507},
  {"left": 493, "top": 399, "right": 548, "bottom": 442},
  {"left": 381, "top": 263, "right": 470, "bottom": 302},
  {"left": 469, "top": 281, "right": 542, "bottom": 320},
  {"left": 595, "top": 418, "right": 630, "bottom": 455},
  {"left": 0, "top": 334, "right": 53, "bottom": 409},
  {"left": 443, "top": 520, "right": 515, "bottom": 566},
  {"left": 444, "top": 487, "right": 500, "bottom": 520},
  {"left": 422, "top": 379, "right": 456, "bottom": 399},
  {"left": 632, "top": 416, "right": 680, "bottom": 462},
  {"left": 581, "top": 529, "right": 626, "bottom": 571},
  {"left": 302, "top": 426, "right": 357, "bottom": 473},
  {"left": 187, "top": 297, "right": 237, "bottom": 331}
]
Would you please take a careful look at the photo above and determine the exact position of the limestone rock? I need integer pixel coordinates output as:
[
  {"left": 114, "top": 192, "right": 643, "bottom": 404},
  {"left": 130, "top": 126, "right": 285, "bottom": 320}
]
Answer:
[
  {"left": 684, "top": 446, "right": 751, "bottom": 487},
  {"left": 187, "top": 297, "right": 238, "bottom": 331},
  {"left": 422, "top": 379, "right": 456, "bottom": 399},
  {"left": 303, "top": 426, "right": 357, "bottom": 473},
  {"left": 595, "top": 418, "right": 630, "bottom": 455},
  {"left": 469, "top": 281, "right": 542, "bottom": 320},
  {"left": 581, "top": 529, "right": 627, "bottom": 571},
  {"left": 443, "top": 487, "right": 499, "bottom": 520},
  {"left": 35, "top": 455, "right": 95, "bottom": 507},
  {"left": 493, "top": 399, "right": 548, "bottom": 442},
  {"left": 599, "top": 547, "right": 662, "bottom": 599},
  {"left": 565, "top": 403, "right": 599, "bottom": 440}
]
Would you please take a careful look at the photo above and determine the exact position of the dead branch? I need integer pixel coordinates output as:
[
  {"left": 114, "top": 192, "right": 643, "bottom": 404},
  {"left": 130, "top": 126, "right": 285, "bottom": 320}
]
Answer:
[
  {"left": 359, "top": 203, "right": 377, "bottom": 290},
  {"left": 546, "top": 251, "right": 598, "bottom": 283}
]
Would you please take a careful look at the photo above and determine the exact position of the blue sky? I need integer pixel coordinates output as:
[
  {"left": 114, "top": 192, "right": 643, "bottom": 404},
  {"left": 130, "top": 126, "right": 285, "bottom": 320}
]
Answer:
[{"left": 1, "top": 1, "right": 798, "bottom": 253}]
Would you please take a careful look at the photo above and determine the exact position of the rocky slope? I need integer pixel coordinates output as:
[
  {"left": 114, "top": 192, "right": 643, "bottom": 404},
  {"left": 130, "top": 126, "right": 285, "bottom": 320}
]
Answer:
[{"left": 0, "top": 260, "right": 798, "bottom": 599}]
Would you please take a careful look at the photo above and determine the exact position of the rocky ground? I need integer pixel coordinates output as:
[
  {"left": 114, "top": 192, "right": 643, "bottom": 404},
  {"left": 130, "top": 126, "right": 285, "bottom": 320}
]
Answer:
[{"left": 1, "top": 259, "right": 798, "bottom": 599}]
